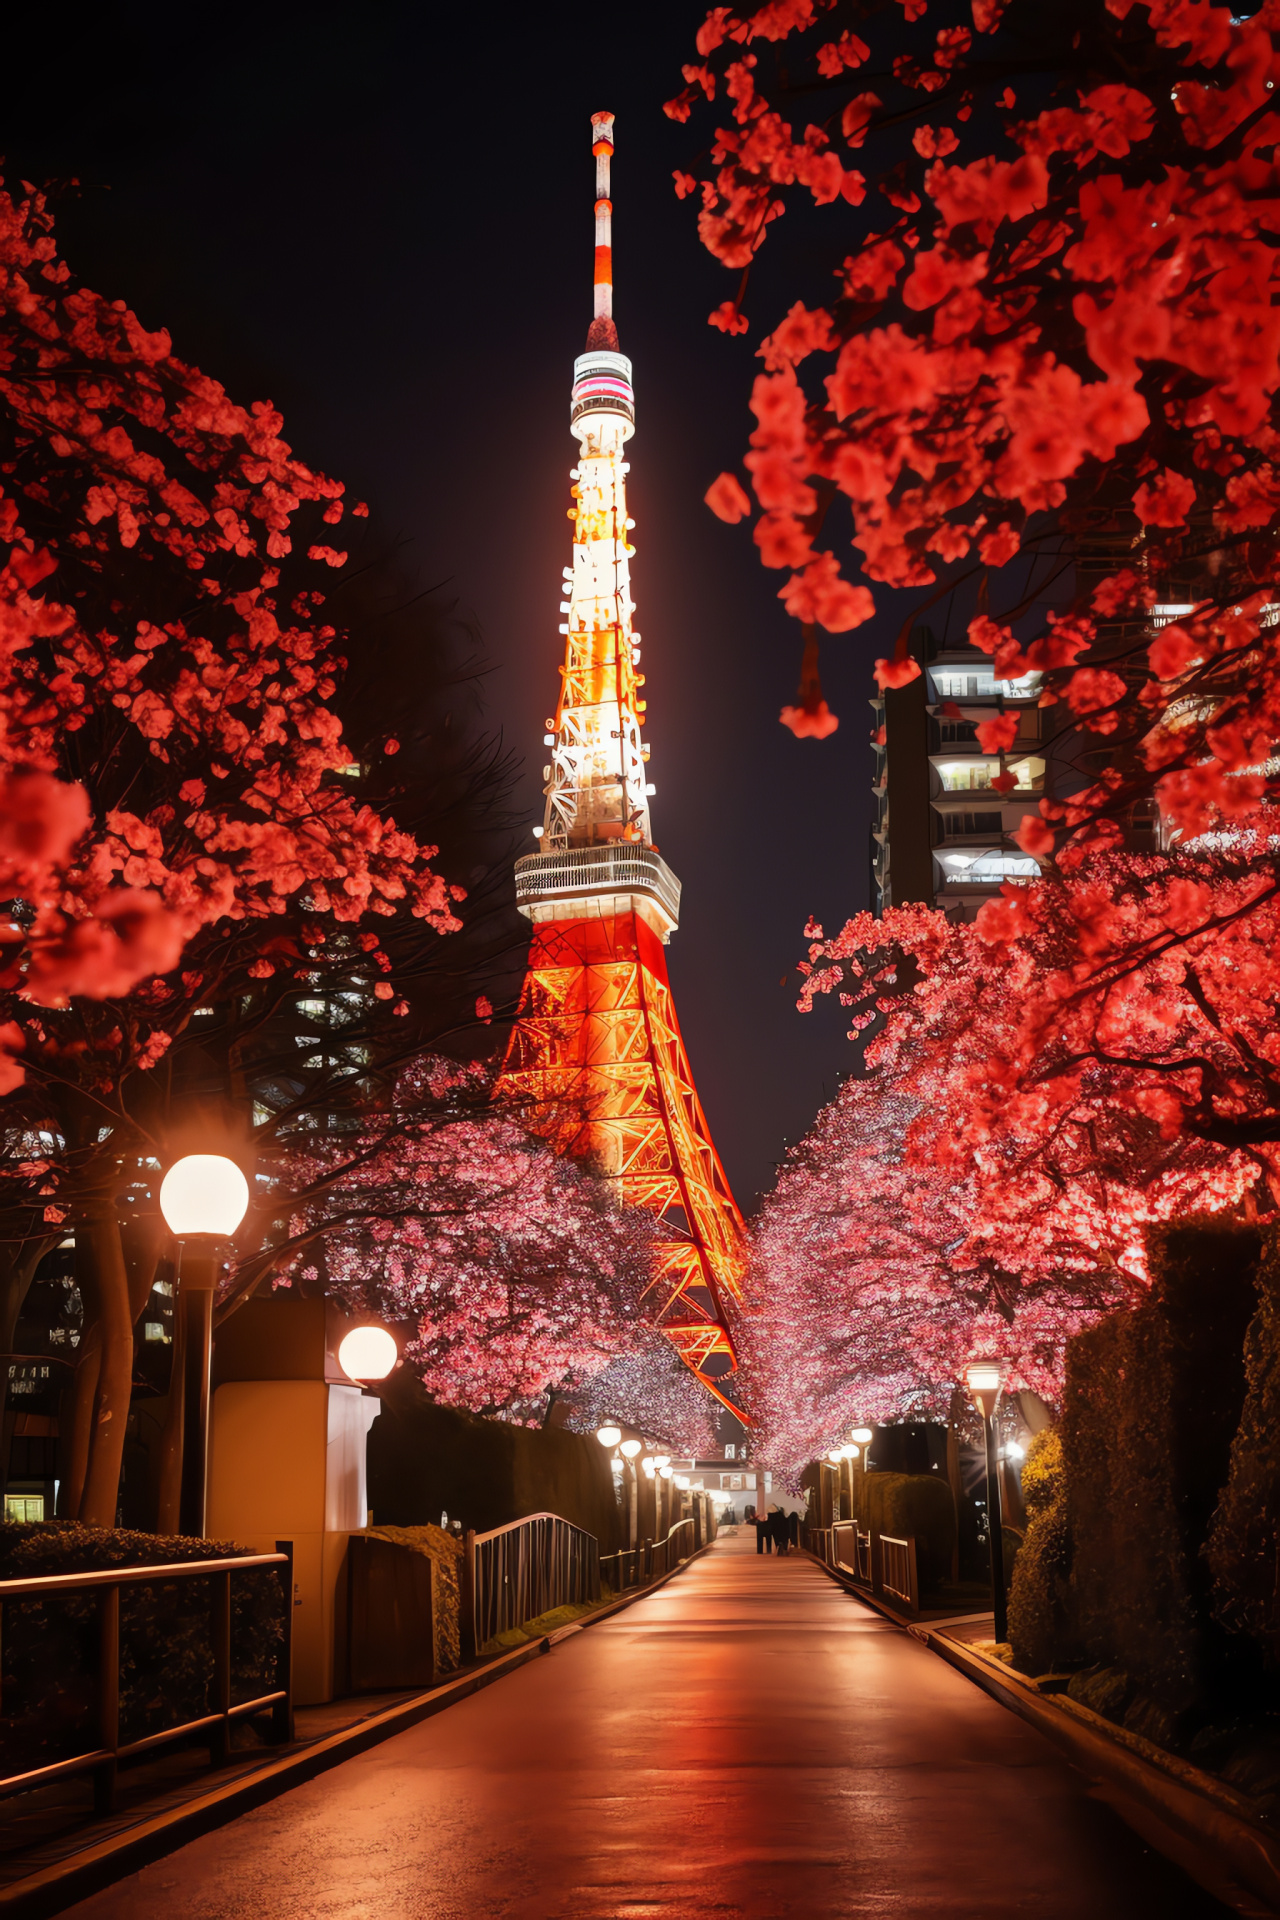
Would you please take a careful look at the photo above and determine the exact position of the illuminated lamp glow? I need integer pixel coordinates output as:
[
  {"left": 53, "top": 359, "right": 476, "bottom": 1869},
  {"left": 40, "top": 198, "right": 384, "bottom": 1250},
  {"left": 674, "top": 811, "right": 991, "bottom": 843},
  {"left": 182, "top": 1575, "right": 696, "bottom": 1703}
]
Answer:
[
  {"left": 596, "top": 1424, "right": 623, "bottom": 1448},
  {"left": 159, "top": 1155, "right": 250, "bottom": 1238},
  {"left": 338, "top": 1325, "right": 398, "bottom": 1382},
  {"left": 658, "top": 1464, "right": 673, "bottom": 1480},
  {"left": 619, "top": 1437, "right": 642, "bottom": 1459},
  {"left": 675, "top": 1475, "right": 690, "bottom": 1490},
  {"left": 652, "top": 1454, "right": 671, "bottom": 1470},
  {"left": 851, "top": 1427, "right": 873, "bottom": 1445}
]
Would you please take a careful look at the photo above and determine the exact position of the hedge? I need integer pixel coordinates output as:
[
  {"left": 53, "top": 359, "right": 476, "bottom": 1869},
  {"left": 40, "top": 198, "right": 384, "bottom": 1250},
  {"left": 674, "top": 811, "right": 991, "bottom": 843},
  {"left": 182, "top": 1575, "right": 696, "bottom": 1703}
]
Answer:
[
  {"left": 1061, "top": 1217, "right": 1259, "bottom": 1719},
  {"left": 361, "top": 1523, "right": 462, "bottom": 1672},
  {"left": 0, "top": 1522, "right": 284, "bottom": 1774},
  {"left": 852, "top": 1471, "right": 957, "bottom": 1593},
  {"left": 1207, "top": 1225, "right": 1280, "bottom": 1675},
  {"left": 1007, "top": 1429, "right": 1076, "bottom": 1675}
]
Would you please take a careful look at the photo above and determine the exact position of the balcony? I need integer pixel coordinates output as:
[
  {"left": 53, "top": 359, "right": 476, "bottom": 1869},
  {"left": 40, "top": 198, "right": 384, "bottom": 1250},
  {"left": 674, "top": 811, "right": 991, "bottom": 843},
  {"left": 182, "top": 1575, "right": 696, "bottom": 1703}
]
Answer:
[
  {"left": 929, "top": 667, "right": 1041, "bottom": 701},
  {"left": 934, "top": 756, "right": 1044, "bottom": 794},
  {"left": 936, "top": 850, "right": 1040, "bottom": 887},
  {"left": 515, "top": 841, "right": 682, "bottom": 934}
]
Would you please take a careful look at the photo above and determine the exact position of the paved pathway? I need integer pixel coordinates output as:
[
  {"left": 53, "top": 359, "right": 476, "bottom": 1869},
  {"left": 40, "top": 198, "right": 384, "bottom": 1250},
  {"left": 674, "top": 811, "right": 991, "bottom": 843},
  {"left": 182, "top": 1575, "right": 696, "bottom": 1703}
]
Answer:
[{"left": 67, "top": 1530, "right": 1232, "bottom": 1919}]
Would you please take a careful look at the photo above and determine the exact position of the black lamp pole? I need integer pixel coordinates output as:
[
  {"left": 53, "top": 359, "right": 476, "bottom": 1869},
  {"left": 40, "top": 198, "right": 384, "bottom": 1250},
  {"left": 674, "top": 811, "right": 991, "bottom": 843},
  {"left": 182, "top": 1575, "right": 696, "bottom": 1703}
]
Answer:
[
  {"left": 982, "top": 1405, "right": 1007, "bottom": 1643},
  {"left": 965, "top": 1365, "right": 1007, "bottom": 1644}
]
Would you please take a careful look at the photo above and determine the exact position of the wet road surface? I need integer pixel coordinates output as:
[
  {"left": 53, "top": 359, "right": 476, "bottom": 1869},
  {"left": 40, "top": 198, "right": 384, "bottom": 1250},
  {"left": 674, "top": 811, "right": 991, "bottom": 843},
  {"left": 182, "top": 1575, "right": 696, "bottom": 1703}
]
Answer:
[{"left": 65, "top": 1528, "right": 1233, "bottom": 1918}]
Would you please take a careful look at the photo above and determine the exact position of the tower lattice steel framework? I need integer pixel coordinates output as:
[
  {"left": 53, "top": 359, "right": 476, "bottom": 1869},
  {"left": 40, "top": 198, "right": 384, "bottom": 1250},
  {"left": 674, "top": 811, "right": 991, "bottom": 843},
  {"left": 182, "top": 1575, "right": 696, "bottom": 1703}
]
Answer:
[{"left": 498, "top": 112, "right": 745, "bottom": 1421}]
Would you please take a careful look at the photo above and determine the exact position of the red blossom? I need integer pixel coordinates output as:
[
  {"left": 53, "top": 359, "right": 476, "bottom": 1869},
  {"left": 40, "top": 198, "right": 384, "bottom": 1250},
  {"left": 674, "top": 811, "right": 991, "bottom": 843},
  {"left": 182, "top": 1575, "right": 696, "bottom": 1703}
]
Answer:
[{"left": 705, "top": 471, "right": 753, "bottom": 523}]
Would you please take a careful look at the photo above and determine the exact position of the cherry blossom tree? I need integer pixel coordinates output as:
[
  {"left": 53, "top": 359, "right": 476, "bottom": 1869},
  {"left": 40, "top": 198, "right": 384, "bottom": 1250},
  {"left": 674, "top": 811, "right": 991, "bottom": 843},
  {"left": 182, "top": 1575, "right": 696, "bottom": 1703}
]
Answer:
[
  {"left": 261, "top": 1060, "right": 662, "bottom": 1424},
  {"left": 749, "top": 885, "right": 1258, "bottom": 1476},
  {"left": 675, "top": 0, "right": 1280, "bottom": 1232},
  {"left": 0, "top": 176, "right": 494, "bottom": 1522},
  {"left": 675, "top": 0, "right": 1280, "bottom": 809}
]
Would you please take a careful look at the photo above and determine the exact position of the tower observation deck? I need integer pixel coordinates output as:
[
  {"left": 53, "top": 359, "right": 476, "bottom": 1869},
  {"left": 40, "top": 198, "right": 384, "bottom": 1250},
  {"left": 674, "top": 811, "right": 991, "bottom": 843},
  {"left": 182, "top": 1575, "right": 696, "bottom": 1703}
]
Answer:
[{"left": 499, "top": 113, "right": 746, "bottom": 1422}]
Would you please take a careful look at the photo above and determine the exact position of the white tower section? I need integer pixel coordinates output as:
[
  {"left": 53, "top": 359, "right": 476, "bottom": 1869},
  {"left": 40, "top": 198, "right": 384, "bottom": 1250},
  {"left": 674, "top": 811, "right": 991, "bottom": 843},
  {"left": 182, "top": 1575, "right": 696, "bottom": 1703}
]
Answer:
[{"left": 515, "top": 111, "right": 682, "bottom": 944}]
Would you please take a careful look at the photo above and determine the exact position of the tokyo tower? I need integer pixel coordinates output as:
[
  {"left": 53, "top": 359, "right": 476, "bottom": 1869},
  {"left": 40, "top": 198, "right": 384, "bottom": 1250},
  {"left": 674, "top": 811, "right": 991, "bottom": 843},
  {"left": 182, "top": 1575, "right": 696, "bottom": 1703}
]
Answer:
[{"left": 499, "top": 112, "right": 746, "bottom": 1422}]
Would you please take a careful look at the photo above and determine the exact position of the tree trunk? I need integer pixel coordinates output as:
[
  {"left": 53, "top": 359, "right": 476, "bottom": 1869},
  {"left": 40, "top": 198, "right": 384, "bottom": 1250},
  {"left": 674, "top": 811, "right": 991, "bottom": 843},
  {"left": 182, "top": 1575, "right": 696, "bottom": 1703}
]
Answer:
[
  {"left": 78, "top": 1209, "right": 134, "bottom": 1528},
  {"left": 62, "top": 1328, "right": 101, "bottom": 1520},
  {"left": 155, "top": 1295, "right": 186, "bottom": 1535}
]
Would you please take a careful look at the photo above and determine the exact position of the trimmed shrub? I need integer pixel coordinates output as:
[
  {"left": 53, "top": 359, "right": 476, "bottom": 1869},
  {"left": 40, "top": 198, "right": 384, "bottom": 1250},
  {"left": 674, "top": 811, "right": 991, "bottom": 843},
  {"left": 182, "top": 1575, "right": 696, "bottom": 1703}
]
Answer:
[
  {"left": 0, "top": 1522, "right": 284, "bottom": 1773},
  {"left": 361, "top": 1523, "right": 462, "bottom": 1672},
  {"left": 1063, "top": 1217, "right": 1260, "bottom": 1720},
  {"left": 853, "top": 1471, "right": 957, "bottom": 1593},
  {"left": 1207, "top": 1225, "right": 1280, "bottom": 1675},
  {"left": 1008, "top": 1429, "right": 1076, "bottom": 1675}
]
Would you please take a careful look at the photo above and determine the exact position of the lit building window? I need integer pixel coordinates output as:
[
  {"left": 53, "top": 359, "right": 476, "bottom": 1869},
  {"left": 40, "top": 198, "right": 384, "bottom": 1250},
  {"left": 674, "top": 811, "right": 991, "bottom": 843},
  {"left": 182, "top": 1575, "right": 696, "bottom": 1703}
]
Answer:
[
  {"left": 938, "top": 761, "right": 996, "bottom": 792},
  {"left": 939, "top": 852, "right": 1041, "bottom": 885},
  {"left": 143, "top": 1321, "right": 170, "bottom": 1343},
  {"left": 5, "top": 1495, "right": 44, "bottom": 1522},
  {"left": 933, "top": 669, "right": 1041, "bottom": 699}
]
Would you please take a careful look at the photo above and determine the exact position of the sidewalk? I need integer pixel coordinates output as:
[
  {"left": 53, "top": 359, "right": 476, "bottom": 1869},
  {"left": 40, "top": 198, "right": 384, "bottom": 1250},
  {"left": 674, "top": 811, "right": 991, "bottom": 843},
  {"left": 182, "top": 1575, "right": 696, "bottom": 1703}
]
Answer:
[{"left": 60, "top": 1528, "right": 1234, "bottom": 1919}]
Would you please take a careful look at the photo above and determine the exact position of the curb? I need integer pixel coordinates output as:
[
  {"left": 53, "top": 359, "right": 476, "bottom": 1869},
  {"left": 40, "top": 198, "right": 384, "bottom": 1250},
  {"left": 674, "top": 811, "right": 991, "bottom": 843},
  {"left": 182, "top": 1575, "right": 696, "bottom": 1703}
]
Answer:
[
  {"left": 927, "top": 1631, "right": 1280, "bottom": 1918},
  {"left": 0, "top": 1543, "right": 711, "bottom": 1917},
  {"left": 805, "top": 1547, "right": 1280, "bottom": 1916}
]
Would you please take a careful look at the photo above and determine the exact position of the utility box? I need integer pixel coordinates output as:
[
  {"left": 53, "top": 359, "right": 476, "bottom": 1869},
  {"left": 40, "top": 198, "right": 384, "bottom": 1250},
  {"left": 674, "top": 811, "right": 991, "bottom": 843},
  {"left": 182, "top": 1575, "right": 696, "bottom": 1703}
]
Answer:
[
  {"left": 207, "top": 1293, "right": 382, "bottom": 1706},
  {"left": 208, "top": 1379, "right": 378, "bottom": 1704}
]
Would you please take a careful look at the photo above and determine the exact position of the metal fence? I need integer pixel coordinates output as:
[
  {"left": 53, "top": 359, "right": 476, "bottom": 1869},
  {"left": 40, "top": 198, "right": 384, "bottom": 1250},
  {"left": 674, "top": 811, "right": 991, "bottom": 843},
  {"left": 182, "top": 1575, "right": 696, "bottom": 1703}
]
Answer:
[
  {"left": 880, "top": 1535, "right": 919, "bottom": 1612},
  {"left": 0, "top": 1545, "right": 293, "bottom": 1814},
  {"left": 461, "top": 1512, "right": 601, "bottom": 1659}
]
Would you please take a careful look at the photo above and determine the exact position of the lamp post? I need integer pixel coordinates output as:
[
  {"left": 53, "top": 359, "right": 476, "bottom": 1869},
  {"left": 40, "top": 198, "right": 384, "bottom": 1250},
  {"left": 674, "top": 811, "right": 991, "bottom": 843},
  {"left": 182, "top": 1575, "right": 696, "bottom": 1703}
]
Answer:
[
  {"left": 338, "top": 1325, "right": 398, "bottom": 1384},
  {"left": 964, "top": 1359, "right": 1008, "bottom": 1643},
  {"left": 157, "top": 1155, "right": 250, "bottom": 1537}
]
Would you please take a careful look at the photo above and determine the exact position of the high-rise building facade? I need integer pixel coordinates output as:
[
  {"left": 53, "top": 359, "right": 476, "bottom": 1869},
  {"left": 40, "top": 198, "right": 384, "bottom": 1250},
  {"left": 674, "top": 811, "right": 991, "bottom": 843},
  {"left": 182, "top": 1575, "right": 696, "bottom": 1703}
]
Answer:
[{"left": 871, "top": 626, "right": 1044, "bottom": 921}]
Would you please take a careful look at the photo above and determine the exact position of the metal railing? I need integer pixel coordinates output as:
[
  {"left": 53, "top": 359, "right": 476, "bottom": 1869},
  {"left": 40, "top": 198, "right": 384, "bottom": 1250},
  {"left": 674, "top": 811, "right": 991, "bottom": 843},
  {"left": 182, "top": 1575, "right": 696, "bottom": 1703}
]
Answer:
[
  {"left": 599, "top": 1502, "right": 714, "bottom": 1598},
  {"left": 599, "top": 1545, "right": 644, "bottom": 1594},
  {"left": 461, "top": 1512, "right": 600, "bottom": 1659},
  {"left": 806, "top": 1523, "right": 875, "bottom": 1588},
  {"left": 646, "top": 1517, "right": 696, "bottom": 1582},
  {"left": 881, "top": 1535, "right": 919, "bottom": 1612},
  {"left": 0, "top": 1544, "right": 293, "bottom": 1814}
]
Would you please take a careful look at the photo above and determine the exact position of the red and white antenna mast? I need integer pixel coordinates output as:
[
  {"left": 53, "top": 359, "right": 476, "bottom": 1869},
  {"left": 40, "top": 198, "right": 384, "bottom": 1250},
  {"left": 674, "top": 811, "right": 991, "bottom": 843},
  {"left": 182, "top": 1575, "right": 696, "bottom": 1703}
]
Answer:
[{"left": 590, "top": 110, "right": 617, "bottom": 350}]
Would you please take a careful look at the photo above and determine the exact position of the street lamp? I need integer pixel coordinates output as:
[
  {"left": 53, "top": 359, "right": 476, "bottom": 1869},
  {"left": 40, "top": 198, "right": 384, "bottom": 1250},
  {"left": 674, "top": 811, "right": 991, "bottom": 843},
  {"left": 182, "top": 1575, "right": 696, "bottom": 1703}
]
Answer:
[
  {"left": 964, "top": 1359, "right": 1008, "bottom": 1643},
  {"left": 619, "top": 1437, "right": 643, "bottom": 1459},
  {"left": 338, "top": 1325, "right": 398, "bottom": 1382},
  {"left": 596, "top": 1424, "right": 623, "bottom": 1449},
  {"left": 157, "top": 1154, "right": 250, "bottom": 1537}
]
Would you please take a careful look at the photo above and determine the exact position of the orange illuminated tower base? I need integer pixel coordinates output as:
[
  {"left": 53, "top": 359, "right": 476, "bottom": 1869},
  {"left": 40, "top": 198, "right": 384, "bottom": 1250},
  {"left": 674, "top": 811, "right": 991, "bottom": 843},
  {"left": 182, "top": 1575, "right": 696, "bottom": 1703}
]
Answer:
[{"left": 500, "top": 905, "right": 745, "bottom": 1420}]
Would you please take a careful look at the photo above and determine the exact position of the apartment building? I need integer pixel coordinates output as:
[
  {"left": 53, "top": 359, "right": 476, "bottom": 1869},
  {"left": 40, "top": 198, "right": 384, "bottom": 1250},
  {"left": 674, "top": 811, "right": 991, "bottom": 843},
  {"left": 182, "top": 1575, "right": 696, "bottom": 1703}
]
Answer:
[{"left": 871, "top": 625, "right": 1044, "bottom": 921}]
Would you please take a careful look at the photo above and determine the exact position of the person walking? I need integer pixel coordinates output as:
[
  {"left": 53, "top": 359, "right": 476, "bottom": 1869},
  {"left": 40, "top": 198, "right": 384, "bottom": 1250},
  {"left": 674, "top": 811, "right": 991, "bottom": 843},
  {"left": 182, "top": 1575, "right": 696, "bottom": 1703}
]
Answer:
[
  {"left": 753, "top": 1508, "right": 772, "bottom": 1555},
  {"left": 788, "top": 1508, "right": 801, "bottom": 1550},
  {"left": 768, "top": 1504, "right": 789, "bottom": 1556}
]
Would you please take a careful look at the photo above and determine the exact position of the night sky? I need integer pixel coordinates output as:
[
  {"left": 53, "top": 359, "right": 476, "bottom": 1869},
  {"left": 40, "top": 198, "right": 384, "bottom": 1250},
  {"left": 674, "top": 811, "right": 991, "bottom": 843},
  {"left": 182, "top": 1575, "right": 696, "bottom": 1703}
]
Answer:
[{"left": 2, "top": 3, "right": 913, "bottom": 1209}]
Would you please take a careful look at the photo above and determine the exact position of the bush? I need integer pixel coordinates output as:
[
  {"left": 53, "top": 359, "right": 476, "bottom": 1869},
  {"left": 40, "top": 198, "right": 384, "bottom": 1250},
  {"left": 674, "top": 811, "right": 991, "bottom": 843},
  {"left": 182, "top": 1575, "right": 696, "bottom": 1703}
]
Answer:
[
  {"left": 1008, "top": 1429, "right": 1076, "bottom": 1675},
  {"left": 0, "top": 1522, "right": 284, "bottom": 1773},
  {"left": 361, "top": 1524, "right": 462, "bottom": 1672},
  {"left": 1062, "top": 1217, "right": 1259, "bottom": 1720},
  {"left": 1207, "top": 1225, "right": 1280, "bottom": 1676},
  {"left": 853, "top": 1471, "right": 957, "bottom": 1593}
]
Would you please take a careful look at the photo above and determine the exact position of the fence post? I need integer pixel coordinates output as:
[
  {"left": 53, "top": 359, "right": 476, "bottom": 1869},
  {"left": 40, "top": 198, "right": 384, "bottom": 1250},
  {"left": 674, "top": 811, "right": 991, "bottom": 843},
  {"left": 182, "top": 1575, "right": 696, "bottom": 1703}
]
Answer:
[
  {"left": 209, "top": 1568, "right": 231, "bottom": 1766},
  {"left": 460, "top": 1529, "right": 477, "bottom": 1663},
  {"left": 95, "top": 1584, "right": 119, "bottom": 1816},
  {"left": 272, "top": 1540, "right": 295, "bottom": 1744}
]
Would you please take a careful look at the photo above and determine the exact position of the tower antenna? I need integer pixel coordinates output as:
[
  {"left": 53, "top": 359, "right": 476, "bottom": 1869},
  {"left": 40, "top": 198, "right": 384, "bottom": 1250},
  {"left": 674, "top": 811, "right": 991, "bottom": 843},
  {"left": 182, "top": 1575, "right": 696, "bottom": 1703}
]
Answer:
[{"left": 588, "top": 111, "right": 617, "bottom": 351}]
